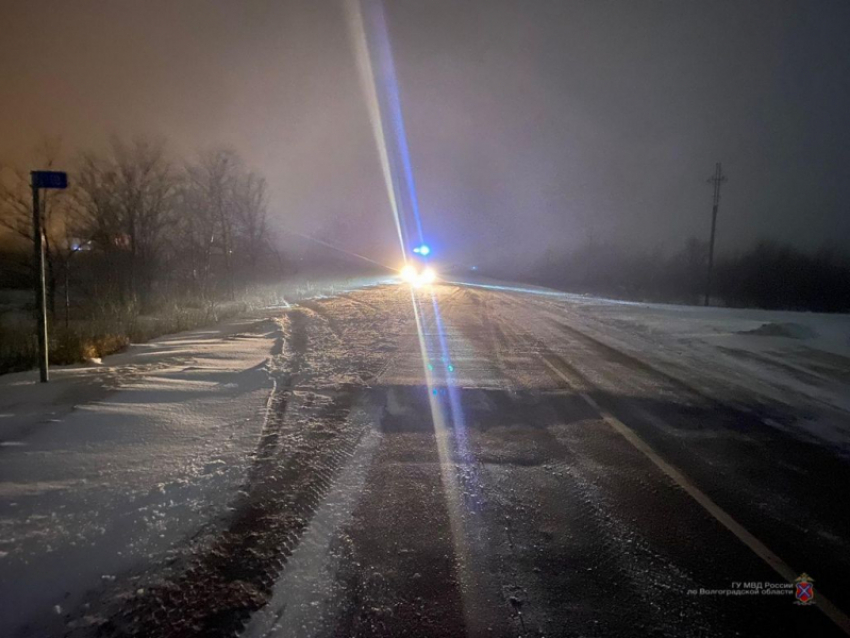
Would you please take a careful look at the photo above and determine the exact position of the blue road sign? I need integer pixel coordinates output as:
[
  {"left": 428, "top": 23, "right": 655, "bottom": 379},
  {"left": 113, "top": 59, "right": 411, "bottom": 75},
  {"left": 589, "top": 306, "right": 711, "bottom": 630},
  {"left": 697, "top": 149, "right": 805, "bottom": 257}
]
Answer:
[{"left": 31, "top": 171, "right": 68, "bottom": 189}]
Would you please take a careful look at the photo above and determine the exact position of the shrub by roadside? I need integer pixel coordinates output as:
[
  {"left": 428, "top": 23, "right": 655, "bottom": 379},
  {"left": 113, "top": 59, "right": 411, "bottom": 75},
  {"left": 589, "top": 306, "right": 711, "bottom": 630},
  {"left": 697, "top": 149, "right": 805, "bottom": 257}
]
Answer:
[{"left": 0, "top": 296, "right": 260, "bottom": 375}]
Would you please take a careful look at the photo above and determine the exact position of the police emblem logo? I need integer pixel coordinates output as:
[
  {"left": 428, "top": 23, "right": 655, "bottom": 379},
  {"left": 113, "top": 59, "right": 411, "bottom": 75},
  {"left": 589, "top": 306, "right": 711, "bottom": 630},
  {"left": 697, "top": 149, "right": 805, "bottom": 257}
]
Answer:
[{"left": 794, "top": 573, "right": 815, "bottom": 605}]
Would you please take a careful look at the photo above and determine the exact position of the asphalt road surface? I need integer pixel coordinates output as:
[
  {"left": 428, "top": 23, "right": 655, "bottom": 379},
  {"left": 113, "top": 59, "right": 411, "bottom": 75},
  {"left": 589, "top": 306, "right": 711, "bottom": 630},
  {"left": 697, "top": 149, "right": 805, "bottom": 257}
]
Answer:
[{"left": 74, "top": 283, "right": 850, "bottom": 638}]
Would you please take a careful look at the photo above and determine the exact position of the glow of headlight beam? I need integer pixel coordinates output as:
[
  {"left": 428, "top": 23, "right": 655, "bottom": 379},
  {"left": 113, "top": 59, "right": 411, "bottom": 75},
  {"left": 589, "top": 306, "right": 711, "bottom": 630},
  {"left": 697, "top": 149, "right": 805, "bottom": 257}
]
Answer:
[
  {"left": 345, "top": 0, "right": 425, "bottom": 261},
  {"left": 420, "top": 267, "right": 436, "bottom": 284}
]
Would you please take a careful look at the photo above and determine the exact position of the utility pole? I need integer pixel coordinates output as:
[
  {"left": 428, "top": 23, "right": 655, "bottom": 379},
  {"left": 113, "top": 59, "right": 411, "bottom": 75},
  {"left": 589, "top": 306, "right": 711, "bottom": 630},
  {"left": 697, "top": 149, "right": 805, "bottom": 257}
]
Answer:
[
  {"left": 705, "top": 162, "right": 727, "bottom": 307},
  {"left": 30, "top": 170, "right": 68, "bottom": 383}
]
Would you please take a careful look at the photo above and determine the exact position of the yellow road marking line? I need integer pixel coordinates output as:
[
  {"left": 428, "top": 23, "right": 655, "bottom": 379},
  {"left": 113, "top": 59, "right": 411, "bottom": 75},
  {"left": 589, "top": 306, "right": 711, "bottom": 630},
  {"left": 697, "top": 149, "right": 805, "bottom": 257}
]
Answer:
[{"left": 541, "top": 356, "right": 850, "bottom": 635}]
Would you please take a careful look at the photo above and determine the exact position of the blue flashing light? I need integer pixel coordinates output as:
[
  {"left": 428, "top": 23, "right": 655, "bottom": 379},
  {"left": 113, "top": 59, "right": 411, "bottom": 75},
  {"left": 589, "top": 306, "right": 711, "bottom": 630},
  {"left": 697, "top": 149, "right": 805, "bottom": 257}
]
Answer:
[{"left": 413, "top": 244, "right": 430, "bottom": 256}]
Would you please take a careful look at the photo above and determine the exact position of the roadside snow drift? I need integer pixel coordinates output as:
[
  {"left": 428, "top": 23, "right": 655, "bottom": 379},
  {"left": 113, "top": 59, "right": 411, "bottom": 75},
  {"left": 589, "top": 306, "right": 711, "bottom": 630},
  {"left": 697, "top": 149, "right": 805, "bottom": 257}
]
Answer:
[{"left": 0, "top": 318, "right": 279, "bottom": 637}]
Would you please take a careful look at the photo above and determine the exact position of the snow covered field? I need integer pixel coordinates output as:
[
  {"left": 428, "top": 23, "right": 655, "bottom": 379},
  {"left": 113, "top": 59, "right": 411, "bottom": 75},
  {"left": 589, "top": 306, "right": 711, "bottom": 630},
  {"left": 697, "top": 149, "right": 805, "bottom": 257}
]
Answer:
[{"left": 0, "top": 318, "right": 280, "bottom": 636}]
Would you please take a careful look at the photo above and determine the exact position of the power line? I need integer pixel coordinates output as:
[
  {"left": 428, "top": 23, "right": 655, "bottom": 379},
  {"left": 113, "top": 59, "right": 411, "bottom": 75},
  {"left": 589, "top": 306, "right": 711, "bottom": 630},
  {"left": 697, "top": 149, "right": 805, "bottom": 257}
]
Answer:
[{"left": 278, "top": 227, "right": 396, "bottom": 271}]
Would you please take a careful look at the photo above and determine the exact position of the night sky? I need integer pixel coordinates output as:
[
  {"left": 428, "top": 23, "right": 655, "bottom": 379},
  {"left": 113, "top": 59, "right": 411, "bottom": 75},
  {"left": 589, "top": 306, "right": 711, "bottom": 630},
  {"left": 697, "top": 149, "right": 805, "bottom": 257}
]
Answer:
[{"left": 2, "top": 0, "right": 849, "bottom": 269}]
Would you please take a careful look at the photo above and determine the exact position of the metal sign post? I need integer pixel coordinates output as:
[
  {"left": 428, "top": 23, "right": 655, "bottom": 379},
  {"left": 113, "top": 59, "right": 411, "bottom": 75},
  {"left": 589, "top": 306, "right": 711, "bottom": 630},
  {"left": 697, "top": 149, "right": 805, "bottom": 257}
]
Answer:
[{"left": 30, "top": 170, "right": 68, "bottom": 383}]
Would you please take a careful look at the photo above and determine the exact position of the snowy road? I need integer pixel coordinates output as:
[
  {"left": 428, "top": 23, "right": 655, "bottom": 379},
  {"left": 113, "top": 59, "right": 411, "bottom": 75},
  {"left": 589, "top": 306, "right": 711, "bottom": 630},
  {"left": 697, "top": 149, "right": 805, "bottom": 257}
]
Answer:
[{"left": 3, "top": 282, "right": 850, "bottom": 637}]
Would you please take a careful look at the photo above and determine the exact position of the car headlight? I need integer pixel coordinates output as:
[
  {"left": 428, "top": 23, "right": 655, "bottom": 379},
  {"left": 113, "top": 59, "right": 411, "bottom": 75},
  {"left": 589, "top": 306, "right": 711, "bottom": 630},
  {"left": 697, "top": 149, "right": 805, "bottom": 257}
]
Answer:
[{"left": 400, "top": 264, "right": 417, "bottom": 282}]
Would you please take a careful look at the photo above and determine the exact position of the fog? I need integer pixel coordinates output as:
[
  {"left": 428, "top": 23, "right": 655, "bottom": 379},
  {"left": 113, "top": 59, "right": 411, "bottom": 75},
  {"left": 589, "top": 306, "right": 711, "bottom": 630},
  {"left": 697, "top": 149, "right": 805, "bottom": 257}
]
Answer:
[{"left": 2, "top": 0, "right": 849, "bottom": 271}]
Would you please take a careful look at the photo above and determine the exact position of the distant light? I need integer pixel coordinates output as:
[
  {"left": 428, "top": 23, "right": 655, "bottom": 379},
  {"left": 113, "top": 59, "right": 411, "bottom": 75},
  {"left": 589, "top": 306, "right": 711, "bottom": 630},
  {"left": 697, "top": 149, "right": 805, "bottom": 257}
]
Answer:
[
  {"left": 400, "top": 263, "right": 437, "bottom": 286},
  {"left": 447, "top": 364, "right": 454, "bottom": 372},
  {"left": 413, "top": 244, "right": 430, "bottom": 256},
  {"left": 400, "top": 264, "right": 417, "bottom": 282}
]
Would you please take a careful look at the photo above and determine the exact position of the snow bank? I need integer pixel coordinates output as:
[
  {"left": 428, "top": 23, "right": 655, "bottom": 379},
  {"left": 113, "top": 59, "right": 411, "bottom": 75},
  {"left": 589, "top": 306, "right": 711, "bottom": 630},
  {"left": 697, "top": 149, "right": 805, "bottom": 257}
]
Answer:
[
  {"left": 0, "top": 318, "right": 279, "bottom": 636},
  {"left": 738, "top": 321, "right": 817, "bottom": 340},
  {"left": 553, "top": 293, "right": 850, "bottom": 450}
]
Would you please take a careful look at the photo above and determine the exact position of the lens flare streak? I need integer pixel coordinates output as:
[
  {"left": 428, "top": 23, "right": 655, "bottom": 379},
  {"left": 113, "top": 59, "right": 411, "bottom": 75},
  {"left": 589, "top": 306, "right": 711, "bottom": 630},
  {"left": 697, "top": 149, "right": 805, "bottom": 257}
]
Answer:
[
  {"left": 408, "top": 287, "right": 493, "bottom": 630},
  {"left": 345, "top": 0, "right": 425, "bottom": 262}
]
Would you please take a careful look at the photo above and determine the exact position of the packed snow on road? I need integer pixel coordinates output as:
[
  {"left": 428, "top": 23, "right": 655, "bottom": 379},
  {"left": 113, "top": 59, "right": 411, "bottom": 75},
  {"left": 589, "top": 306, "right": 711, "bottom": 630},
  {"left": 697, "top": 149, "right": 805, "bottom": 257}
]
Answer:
[{"left": 2, "top": 281, "right": 849, "bottom": 637}]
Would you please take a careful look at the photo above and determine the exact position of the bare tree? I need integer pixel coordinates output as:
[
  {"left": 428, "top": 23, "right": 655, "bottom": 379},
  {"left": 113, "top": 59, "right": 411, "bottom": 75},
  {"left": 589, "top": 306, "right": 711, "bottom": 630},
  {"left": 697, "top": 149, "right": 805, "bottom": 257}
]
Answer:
[
  {"left": 184, "top": 148, "right": 243, "bottom": 299},
  {"left": 73, "top": 137, "right": 177, "bottom": 307},
  {"left": 0, "top": 139, "right": 81, "bottom": 316},
  {"left": 110, "top": 136, "right": 177, "bottom": 304},
  {"left": 3, "top": 136, "right": 278, "bottom": 334},
  {"left": 233, "top": 170, "right": 269, "bottom": 274},
  {"left": 172, "top": 174, "right": 217, "bottom": 298}
]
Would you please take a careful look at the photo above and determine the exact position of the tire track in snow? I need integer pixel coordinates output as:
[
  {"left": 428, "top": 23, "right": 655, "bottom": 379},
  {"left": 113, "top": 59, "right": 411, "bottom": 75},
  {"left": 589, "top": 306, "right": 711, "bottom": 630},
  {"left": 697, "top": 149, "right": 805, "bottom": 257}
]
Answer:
[{"left": 90, "top": 309, "right": 372, "bottom": 638}]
